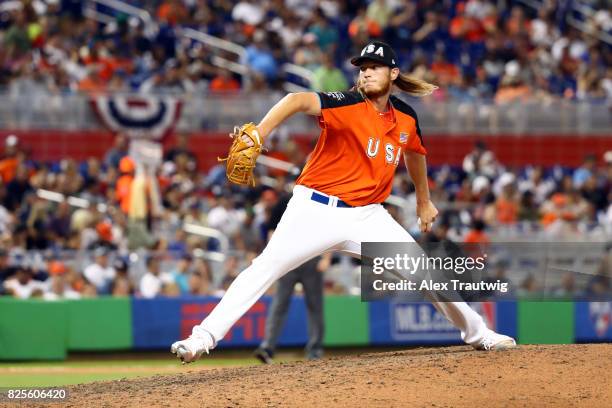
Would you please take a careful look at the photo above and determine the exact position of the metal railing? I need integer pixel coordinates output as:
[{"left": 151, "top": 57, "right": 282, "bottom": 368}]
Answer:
[
  {"left": 36, "top": 187, "right": 230, "bottom": 255},
  {"left": 0, "top": 91, "right": 609, "bottom": 135},
  {"left": 84, "top": 0, "right": 158, "bottom": 37},
  {"left": 517, "top": 0, "right": 612, "bottom": 45}
]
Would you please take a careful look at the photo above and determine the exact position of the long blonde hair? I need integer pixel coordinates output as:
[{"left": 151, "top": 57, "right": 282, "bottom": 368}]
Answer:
[
  {"left": 394, "top": 72, "right": 438, "bottom": 97},
  {"left": 353, "top": 71, "right": 438, "bottom": 97}
]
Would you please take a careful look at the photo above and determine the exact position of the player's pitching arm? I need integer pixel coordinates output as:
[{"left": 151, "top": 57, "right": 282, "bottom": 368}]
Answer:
[
  {"left": 239, "top": 93, "right": 321, "bottom": 145},
  {"left": 404, "top": 151, "right": 438, "bottom": 233}
]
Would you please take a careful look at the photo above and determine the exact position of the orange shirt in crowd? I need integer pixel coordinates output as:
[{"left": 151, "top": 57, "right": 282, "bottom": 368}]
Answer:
[
  {"left": 496, "top": 197, "right": 518, "bottom": 224},
  {"left": 78, "top": 76, "right": 106, "bottom": 95},
  {"left": 296, "top": 91, "right": 426, "bottom": 206},
  {"left": 464, "top": 229, "right": 490, "bottom": 244},
  {"left": 450, "top": 16, "right": 485, "bottom": 42},
  {"left": 0, "top": 157, "right": 18, "bottom": 182},
  {"left": 494, "top": 85, "right": 531, "bottom": 105},
  {"left": 157, "top": 2, "right": 188, "bottom": 25},
  {"left": 431, "top": 61, "right": 460, "bottom": 84},
  {"left": 116, "top": 174, "right": 133, "bottom": 214},
  {"left": 209, "top": 77, "right": 240, "bottom": 93}
]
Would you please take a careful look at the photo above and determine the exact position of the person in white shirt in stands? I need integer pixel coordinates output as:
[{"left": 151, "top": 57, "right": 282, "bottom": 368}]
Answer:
[
  {"left": 83, "top": 247, "right": 116, "bottom": 294},
  {"left": 3, "top": 265, "right": 44, "bottom": 299},
  {"left": 43, "top": 261, "right": 81, "bottom": 301},
  {"left": 139, "top": 255, "right": 175, "bottom": 298}
]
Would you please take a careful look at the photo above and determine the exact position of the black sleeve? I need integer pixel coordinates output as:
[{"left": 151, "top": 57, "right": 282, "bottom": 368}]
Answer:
[
  {"left": 316, "top": 90, "right": 364, "bottom": 109},
  {"left": 391, "top": 95, "right": 423, "bottom": 142}
]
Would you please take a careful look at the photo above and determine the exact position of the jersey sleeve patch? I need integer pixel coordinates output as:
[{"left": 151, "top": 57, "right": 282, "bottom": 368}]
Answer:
[{"left": 317, "top": 91, "right": 364, "bottom": 109}]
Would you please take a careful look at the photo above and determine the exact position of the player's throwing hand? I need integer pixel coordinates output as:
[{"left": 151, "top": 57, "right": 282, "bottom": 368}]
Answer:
[{"left": 417, "top": 200, "right": 438, "bottom": 233}]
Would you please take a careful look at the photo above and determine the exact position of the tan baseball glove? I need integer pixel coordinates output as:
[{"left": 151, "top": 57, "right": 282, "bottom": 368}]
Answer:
[{"left": 218, "top": 122, "right": 264, "bottom": 186}]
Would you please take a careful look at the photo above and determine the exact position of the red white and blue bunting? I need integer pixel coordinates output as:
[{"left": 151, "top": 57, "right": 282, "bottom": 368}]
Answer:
[{"left": 91, "top": 95, "right": 182, "bottom": 140}]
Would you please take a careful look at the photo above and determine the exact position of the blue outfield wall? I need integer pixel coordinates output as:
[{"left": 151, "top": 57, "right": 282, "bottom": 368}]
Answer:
[
  {"left": 131, "top": 297, "right": 519, "bottom": 349},
  {"left": 574, "top": 301, "right": 612, "bottom": 342}
]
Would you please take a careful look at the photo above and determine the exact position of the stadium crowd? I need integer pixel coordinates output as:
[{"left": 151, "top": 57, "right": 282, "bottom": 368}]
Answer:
[
  {"left": 0, "top": 0, "right": 610, "bottom": 102},
  {"left": 0, "top": 132, "right": 610, "bottom": 300},
  {"left": 0, "top": 0, "right": 610, "bottom": 300}
]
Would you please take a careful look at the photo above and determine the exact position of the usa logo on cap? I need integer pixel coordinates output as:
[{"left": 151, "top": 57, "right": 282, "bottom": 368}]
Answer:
[{"left": 361, "top": 44, "right": 385, "bottom": 57}]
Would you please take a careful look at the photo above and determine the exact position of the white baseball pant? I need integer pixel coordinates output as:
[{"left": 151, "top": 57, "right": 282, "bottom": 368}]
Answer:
[{"left": 196, "top": 185, "right": 488, "bottom": 346}]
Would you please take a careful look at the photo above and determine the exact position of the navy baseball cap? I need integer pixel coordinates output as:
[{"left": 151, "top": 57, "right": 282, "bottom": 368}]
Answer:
[{"left": 350, "top": 41, "right": 398, "bottom": 68}]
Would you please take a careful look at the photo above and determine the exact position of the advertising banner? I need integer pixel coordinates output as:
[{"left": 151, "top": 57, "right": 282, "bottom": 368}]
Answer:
[
  {"left": 575, "top": 302, "right": 612, "bottom": 342},
  {"left": 368, "top": 301, "right": 517, "bottom": 345},
  {"left": 132, "top": 296, "right": 309, "bottom": 349}
]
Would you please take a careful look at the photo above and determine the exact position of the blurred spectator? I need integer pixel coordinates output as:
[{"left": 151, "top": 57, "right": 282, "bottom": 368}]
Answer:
[
  {"left": 550, "top": 272, "right": 577, "bottom": 297},
  {"left": 157, "top": 0, "right": 188, "bottom": 26},
  {"left": 243, "top": 30, "right": 278, "bottom": 83},
  {"left": 366, "top": 0, "right": 392, "bottom": 32},
  {"left": 116, "top": 156, "right": 135, "bottom": 214},
  {"left": 111, "top": 276, "right": 133, "bottom": 297},
  {"left": 209, "top": 68, "right": 240, "bottom": 93},
  {"left": 348, "top": 6, "right": 381, "bottom": 42},
  {"left": 83, "top": 246, "right": 116, "bottom": 294},
  {"left": 311, "top": 53, "right": 348, "bottom": 92},
  {"left": 87, "top": 221, "right": 118, "bottom": 251},
  {"left": 207, "top": 193, "right": 245, "bottom": 237},
  {"left": 307, "top": 9, "right": 338, "bottom": 53},
  {"left": 573, "top": 154, "right": 597, "bottom": 188},
  {"left": 165, "top": 134, "right": 196, "bottom": 164},
  {"left": 450, "top": 2, "right": 486, "bottom": 43},
  {"left": 3, "top": 266, "right": 43, "bottom": 299},
  {"left": 139, "top": 255, "right": 174, "bottom": 298},
  {"left": 77, "top": 66, "right": 107, "bottom": 95},
  {"left": 517, "top": 191, "right": 540, "bottom": 222},
  {"left": 110, "top": 258, "right": 133, "bottom": 296},
  {"left": 494, "top": 71, "right": 532, "bottom": 105},
  {"left": 4, "top": 164, "right": 32, "bottom": 212},
  {"left": 462, "top": 141, "right": 500, "bottom": 179},
  {"left": 104, "top": 133, "right": 129, "bottom": 170},
  {"left": 172, "top": 253, "right": 192, "bottom": 294},
  {"left": 0, "top": 248, "right": 15, "bottom": 283},
  {"left": 294, "top": 33, "right": 324, "bottom": 72},
  {"left": 0, "top": 0, "right": 606, "bottom": 100},
  {"left": 187, "top": 269, "right": 211, "bottom": 296},
  {"left": 486, "top": 173, "right": 518, "bottom": 226},
  {"left": 56, "top": 159, "right": 84, "bottom": 196},
  {"left": 518, "top": 273, "right": 541, "bottom": 295},
  {"left": 0, "top": 135, "right": 21, "bottom": 183},
  {"left": 587, "top": 245, "right": 611, "bottom": 295},
  {"left": 464, "top": 219, "right": 490, "bottom": 244},
  {"left": 43, "top": 261, "right": 81, "bottom": 300},
  {"left": 518, "top": 166, "right": 556, "bottom": 204},
  {"left": 232, "top": 0, "right": 265, "bottom": 26},
  {"left": 3, "top": 9, "right": 31, "bottom": 61}
]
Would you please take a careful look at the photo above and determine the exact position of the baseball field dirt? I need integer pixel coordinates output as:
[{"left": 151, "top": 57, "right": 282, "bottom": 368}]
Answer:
[{"left": 37, "top": 344, "right": 612, "bottom": 407}]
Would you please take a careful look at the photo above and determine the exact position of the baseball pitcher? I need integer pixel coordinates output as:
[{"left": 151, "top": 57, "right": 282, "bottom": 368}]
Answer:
[{"left": 172, "top": 41, "right": 516, "bottom": 363}]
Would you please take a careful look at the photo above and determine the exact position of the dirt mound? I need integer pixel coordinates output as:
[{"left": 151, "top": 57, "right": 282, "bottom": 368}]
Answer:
[{"left": 53, "top": 344, "right": 612, "bottom": 407}]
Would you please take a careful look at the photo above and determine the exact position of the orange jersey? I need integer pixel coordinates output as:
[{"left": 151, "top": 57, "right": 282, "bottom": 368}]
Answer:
[{"left": 296, "top": 91, "right": 426, "bottom": 206}]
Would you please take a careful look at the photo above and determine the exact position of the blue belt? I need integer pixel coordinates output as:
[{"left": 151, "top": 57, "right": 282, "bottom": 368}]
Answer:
[{"left": 310, "top": 192, "right": 353, "bottom": 208}]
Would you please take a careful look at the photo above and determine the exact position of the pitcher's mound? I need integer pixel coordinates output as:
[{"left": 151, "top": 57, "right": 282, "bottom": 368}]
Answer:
[{"left": 65, "top": 344, "right": 611, "bottom": 407}]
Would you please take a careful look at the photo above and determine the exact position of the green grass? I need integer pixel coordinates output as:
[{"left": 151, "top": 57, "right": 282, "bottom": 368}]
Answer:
[
  {"left": 1, "top": 373, "right": 152, "bottom": 388},
  {"left": 0, "top": 358, "right": 259, "bottom": 368},
  {"left": 0, "top": 354, "right": 301, "bottom": 388}
]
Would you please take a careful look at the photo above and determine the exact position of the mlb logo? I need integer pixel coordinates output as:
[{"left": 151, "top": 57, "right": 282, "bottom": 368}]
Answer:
[{"left": 399, "top": 132, "right": 408, "bottom": 143}]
